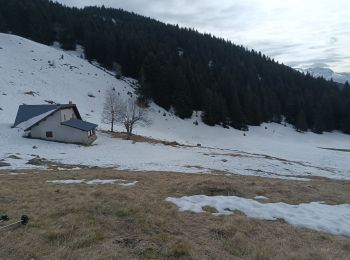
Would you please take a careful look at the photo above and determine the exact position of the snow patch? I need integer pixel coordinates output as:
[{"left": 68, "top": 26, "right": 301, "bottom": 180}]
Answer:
[
  {"left": 47, "top": 179, "right": 85, "bottom": 184},
  {"left": 254, "top": 196, "right": 268, "bottom": 200},
  {"left": 9, "top": 172, "right": 27, "bottom": 175},
  {"left": 47, "top": 179, "right": 137, "bottom": 186},
  {"left": 85, "top": 179, "right": 118, "bottom": 185},
  {"left": 118, "top": 181, "right": 138, "bottom": 187},
  {"left": 56, "top": 167, "right": 82, "bottom": 171},
  {"left": 166, "top": 195, "right": 350, "bottom": 237}
]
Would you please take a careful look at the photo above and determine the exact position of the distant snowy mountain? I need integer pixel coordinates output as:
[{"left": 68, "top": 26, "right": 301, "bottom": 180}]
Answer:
[{"left": 298, "top": 67, "right": 350, "bottom": 84}]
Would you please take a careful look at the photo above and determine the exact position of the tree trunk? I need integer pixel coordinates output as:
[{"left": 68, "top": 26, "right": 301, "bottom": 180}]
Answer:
[
  {"left": 129, "top": 125, "right": 133, "bottom": 137},
  {"left": 125, "top": 124, "right": 132, "bottom": 140},
  {"left": 111, "top": 118, "right": 114, "bottom": 132}
]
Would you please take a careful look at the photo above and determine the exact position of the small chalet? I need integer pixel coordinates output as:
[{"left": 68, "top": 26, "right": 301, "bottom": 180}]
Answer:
[{"left": 13, "top": 103, "right": 98, "bottom": 145}]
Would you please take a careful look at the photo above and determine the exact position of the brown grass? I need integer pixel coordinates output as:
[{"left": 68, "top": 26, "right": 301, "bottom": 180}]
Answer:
[
  {"left": 104, "top": 130, "right": 165, "bottom": 144},
  {"left": 103, "top": 130, "right": 191, "bottom": 148},
  {"left": 0, "top": 168, "right": 349, "bottom": 259}
]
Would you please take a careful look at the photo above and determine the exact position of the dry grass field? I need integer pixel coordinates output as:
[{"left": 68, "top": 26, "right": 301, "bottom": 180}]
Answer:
[{"left": 0, "top": 168, "right": 349, "bottom": 259}]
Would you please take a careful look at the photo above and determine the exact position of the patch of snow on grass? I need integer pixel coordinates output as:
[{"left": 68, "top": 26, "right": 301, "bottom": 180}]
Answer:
[
  {"left": 0, "top": 172, "right": 27, "bottom": 176},
  {"left": 166, "top": 195, "right": 350, "bottom": 237},
  {"left": 85, "top": 179, "right": 118, "bottom": 185},
  {"left": 118, "top": 181, "right": 138, "bottom": 187},
  {"left": 47, "top": 179, "right": 86, "bottom": 184},
  {"left": 254, "top": 196, "right": 268, "bottom": 200},
  {"left": 56, "top": 167, "right": 82, "bottom": 171},
  {"left": 9, "top": 172, "right": 27, "bottom": 175},
  {"left": 47, "top": 179, "right": 137, "bottom": 186}
]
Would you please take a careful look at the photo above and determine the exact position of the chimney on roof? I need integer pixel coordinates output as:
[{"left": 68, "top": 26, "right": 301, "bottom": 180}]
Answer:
[{"left": 69, "top": 101, "right": 72, "bottom": 104}]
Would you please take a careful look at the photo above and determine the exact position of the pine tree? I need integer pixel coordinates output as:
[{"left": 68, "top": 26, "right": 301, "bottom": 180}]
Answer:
[
  {"left": 137, "top": 67, "right": 151, "bottom": 105},
  {"left": 172, "top": 68, "right": 193, "bottom": 118},
  {"left": 228, "top": 88, "right": 246, "bottom": 129},
  {"left": 343, "top": 81, "right": 350, "bottom": 97},
  {"left": 295, "top": 109, "right": 308, "bottom": 132},
  {"left": 0, "top": 11, "right": 7, "bottom": 32}
]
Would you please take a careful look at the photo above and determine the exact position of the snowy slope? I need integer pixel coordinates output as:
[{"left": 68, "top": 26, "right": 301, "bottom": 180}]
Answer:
[
  {"left": 1, "top": 33, "right": 350, "bottom": 180},
  {"left": 0, "top": 33, "right": 134, "bottom": 125}
]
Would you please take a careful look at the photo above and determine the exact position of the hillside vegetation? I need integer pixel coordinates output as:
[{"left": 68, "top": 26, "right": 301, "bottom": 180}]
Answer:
[{"left": 1, "top": 0, "right": 350, "bottom": 133}]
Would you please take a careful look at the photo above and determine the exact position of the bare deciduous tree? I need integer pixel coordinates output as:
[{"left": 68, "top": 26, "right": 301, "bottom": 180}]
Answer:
[
  {"left": 118, "top": 99, "right": 150, "bottom": 139},
  {"left": 101, "top": 89, "right": 122, "bottom": 132},
  {"left": 102, "top": 89, "right": 150, "bottom": 136}
]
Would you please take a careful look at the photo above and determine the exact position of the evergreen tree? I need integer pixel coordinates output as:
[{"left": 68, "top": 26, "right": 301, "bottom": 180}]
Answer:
[
  {"left": 0, "top": 12, "right": 8, "bottom": 32},
  {"left": 172, "top": 68, "right": 193, "bottom": 118},
  {"left": 228, "top": 88, "right": 246, "bottom": 129},
  {"left": 343, "top": 81, "right": 350, "bottom": 97},
  {"left": 295, "top": 109, "right": 308, "bottom": 132},
  {"left": 202, "top": 89, "right": 226, "bottom": 126}
]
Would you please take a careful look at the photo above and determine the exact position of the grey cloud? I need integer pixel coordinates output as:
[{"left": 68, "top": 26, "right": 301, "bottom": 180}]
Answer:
[
  {"left": 310, "top": 63, "right": 330, "bottom": 68},
  {"left": 330, "top": 37, "right": 338, "bottom": 45}
]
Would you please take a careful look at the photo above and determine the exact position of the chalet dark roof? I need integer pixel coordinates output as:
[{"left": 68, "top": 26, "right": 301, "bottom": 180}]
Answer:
[
  {"left": 13, "top": 104, "right": 82, "bottom": 128},
  {"left": 61, "top": 119, "right": 98, "bottom": 131},
  {"left": 13, "top": 105, "right": 58, "bottom": 127}
]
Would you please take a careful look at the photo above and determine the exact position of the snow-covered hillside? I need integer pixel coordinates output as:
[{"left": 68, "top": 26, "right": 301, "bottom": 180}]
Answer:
[{"left": 1, "top": 33, "right": 350, "bottom": 180}]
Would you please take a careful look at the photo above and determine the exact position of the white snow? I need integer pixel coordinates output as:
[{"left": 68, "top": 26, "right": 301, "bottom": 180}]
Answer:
[
  {"left": 85, "top": 179, "right": 118, "bottom": 185},
  {"left": 254, "top": 196, "right": 268, "bottom": 200},
  {"left": 166, "top": 195, "right": 350, "bottom": 237},
  {"left": 56, "top": 167, "right": 81, "bottom": 171},
  {"left": 47, "top": 179, "right": 86, "bottom": 184},
  {"left": 9, "top": 172, "right": 27, "bottom": 175},
  {"left": 118, "top": 181, "right": 138, "bottom": 187},
  {"left": 47, "top": 179, "right": 137, "bottom": 186},
  {"left": 0, "top": 172, "right": 26, "bottom": 176},
  {"left": 0, "top": 33, "right": 350, "bottom": 181}
]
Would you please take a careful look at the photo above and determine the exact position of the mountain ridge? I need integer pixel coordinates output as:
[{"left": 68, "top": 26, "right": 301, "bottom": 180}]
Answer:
[{"left": 297, "top": 67, "right": 350, "bottom": 84}]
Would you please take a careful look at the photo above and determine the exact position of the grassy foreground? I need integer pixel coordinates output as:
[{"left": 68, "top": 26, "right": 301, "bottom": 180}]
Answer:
[{"left": 0, "top": 168, "right": 349, "bottom": 259}]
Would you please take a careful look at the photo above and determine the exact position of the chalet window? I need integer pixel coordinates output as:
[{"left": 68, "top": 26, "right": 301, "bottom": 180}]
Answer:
[
  {"left": 46, "top": 131, "right": 53, "bottom": 138},
  {"left": 64, "top": 114, "right": 66, "bottom": 121},
  {"left": 88, "top": 130, "right": 95, "bottom": 137}
]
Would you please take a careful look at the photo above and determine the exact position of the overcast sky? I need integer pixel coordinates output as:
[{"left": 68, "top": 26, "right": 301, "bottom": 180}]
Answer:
[{"left": 56, "top": 0, "right": 350, "bottom": 72}]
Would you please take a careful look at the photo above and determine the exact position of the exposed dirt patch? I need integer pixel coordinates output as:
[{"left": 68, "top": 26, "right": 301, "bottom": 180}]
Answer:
[
  {"left": 103, "top": 130, "right": 181, "bottom": 147},
  {"left": 26, "top": 156, "right": 50, "bottom": 166}
]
